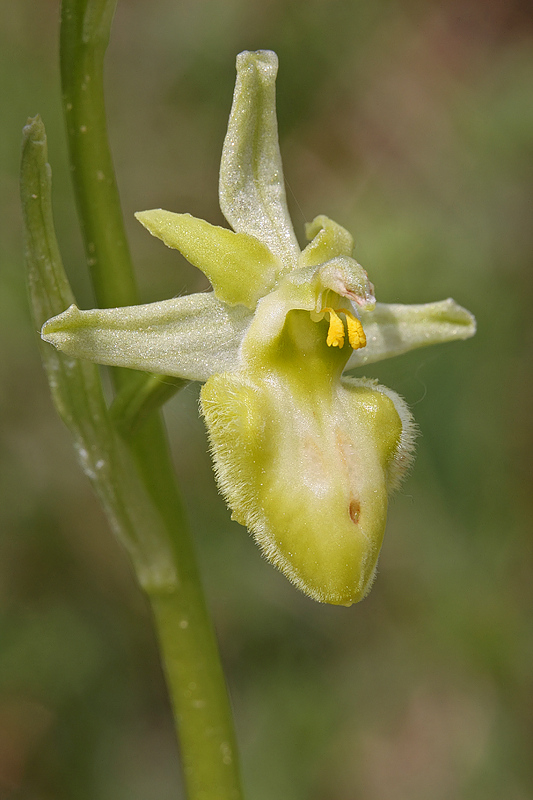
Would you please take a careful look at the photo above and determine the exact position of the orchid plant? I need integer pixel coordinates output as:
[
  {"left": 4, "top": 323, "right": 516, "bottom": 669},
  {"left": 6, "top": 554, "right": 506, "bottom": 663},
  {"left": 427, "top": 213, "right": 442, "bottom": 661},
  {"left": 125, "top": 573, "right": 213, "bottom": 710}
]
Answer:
[
  {"left": 22, "top": 2, "right": 476, "bottom": 793},
  {"left": 41, "top": 50, "right": 475, "bottom": 607}
]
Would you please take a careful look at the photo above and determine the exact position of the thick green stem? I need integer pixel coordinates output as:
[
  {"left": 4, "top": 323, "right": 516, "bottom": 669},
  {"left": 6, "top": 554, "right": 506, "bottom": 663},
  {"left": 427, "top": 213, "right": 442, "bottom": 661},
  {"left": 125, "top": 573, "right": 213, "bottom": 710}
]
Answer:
[
  {"left": 56, "top": 1, "right": 243, "bottom": 797},
  {"left": 150, "top": 587, "right": 241, "bottom": 800}
]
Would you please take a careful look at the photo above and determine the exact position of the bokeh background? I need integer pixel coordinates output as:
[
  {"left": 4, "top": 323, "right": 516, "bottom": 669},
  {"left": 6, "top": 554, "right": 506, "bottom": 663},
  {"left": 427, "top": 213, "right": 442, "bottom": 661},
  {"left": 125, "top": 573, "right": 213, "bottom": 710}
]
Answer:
[{"left": 1, "top": 1, "right": 533, "bottom": 798}]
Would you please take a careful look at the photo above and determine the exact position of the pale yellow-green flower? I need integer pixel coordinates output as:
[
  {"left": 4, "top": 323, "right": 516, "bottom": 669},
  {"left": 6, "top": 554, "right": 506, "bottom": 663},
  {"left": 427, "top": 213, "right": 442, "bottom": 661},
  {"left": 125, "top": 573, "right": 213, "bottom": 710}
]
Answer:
[{"left": 42, "top": 51, "right": 476, "bottom": 606}]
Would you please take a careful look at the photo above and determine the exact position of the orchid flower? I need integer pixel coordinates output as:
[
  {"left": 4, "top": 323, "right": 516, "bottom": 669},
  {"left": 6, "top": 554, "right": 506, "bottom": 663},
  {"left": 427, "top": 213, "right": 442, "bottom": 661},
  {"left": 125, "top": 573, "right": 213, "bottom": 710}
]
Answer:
[{"left": 41, "top": 51, "right": 475, "bottom": 606}]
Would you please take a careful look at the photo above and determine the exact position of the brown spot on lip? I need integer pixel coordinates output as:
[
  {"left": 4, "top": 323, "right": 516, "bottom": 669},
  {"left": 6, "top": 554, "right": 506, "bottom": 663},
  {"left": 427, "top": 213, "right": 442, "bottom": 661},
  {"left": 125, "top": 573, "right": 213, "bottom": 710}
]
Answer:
[{"left": 349, "top": 499, "right": 360, "bottom": 524}]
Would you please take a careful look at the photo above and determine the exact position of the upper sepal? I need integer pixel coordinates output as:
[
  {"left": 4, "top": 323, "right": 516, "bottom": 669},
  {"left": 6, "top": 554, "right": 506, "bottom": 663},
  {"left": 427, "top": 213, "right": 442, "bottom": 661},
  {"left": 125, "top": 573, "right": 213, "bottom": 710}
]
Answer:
[{"left": 219, "top": 50, "right": 300, "bottom": 271}]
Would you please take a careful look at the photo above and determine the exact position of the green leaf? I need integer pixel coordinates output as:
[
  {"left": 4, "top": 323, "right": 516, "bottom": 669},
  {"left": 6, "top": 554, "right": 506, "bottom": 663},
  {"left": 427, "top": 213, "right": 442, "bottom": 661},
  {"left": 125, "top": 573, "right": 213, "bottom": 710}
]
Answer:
[
  {"left": 21, "top": 116, "right": 75, "bottom": 324},
  {"left": 21, "top": 115, "right": 178, "bottom": 590}
]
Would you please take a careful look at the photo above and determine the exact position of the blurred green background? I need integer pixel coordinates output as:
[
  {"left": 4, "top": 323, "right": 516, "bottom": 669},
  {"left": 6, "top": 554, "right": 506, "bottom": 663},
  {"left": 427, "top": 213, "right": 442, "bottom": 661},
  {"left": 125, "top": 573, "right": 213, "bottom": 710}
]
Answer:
[{"left": 1, "top": 1, "right": 533, "bottom": 798}]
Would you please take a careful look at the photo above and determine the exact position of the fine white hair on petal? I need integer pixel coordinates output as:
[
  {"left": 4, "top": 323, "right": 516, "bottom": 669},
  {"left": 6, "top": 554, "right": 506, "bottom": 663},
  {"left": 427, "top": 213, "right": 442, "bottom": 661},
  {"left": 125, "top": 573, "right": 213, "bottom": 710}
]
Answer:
[{"left": 343, "top": 376, "right": 417, "bottom": 492}]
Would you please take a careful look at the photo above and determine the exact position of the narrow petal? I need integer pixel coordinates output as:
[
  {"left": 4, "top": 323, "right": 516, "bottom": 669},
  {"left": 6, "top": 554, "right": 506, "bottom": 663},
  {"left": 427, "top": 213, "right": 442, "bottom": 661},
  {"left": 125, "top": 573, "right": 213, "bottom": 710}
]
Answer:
[
  {"left": 299, "top": 215, "right": 354, "bottom": 267},
  {"left": 42, "top": 293, "right": 252, "bottom": 382},
  {"left": 219, "top": 50, "right": 300, "bottom": 271},
  {"left": 135, "top": 209, "right": 279, "bottom": 309},
  {"left": 347, "top": 298, "right": 476, "bottom": 369}
]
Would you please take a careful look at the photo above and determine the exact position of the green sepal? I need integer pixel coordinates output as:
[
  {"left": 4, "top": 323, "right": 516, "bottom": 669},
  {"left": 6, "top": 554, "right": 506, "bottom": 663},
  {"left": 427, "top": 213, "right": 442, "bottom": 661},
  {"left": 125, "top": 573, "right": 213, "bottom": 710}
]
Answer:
[
  {"left": 41, "top": 293, "right": 252, "bottom": 382},
  {"left": 348, "top": 298, "right": 477, "bottom": 369},
  {"left": 136, "top": 209, "right": 279, "bottom": 309},
  {"left": 219, "top": 50, "right": 300, "bottom": 271}
]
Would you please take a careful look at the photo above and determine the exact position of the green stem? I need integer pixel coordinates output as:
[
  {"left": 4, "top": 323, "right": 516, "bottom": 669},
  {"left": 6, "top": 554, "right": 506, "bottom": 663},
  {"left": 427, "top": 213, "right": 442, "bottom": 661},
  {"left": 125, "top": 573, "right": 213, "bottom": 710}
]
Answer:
[
  {"left": 58, "top": 2, "right": 243, "bottom": 797},
  {"left": 60, "top": 0, "right": 137, "bottom": 309}
]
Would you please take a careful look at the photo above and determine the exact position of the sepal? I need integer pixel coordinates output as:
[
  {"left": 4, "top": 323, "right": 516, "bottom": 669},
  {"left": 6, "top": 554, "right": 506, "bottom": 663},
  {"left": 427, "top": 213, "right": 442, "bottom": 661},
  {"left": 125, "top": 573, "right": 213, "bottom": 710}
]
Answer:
[
  {"left": 219, "top": 50, "right": 300, "bottom": 271},
  {"left": 347, "top": 298, "right": 477, "bottom": 369},
  {"left": 41, "top": 293, "right": 252, "bottom": 382}
]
